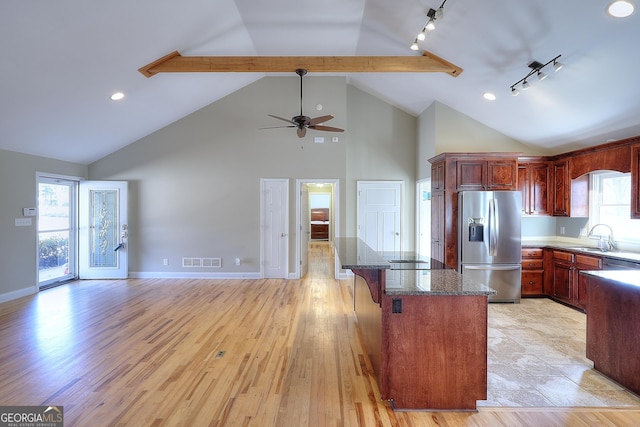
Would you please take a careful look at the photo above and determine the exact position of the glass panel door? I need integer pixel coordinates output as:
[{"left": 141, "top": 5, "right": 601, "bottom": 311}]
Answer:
[{"left": 38, "top": 177, "right": 77, "bottom": 288}]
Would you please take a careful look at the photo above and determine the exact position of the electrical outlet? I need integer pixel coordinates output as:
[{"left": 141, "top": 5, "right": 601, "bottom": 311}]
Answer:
[
  {"left": 235, "top": 258, "right": 241, "bottom": 266},
  {"left": 559, "top": 226, "right": 565, "bottom": 235},
  {"left": 163, "top": 258, "right": 169, "bottom": 266}
]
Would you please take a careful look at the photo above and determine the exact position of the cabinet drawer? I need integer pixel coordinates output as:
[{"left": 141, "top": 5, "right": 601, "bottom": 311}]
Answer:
[
  {"left": 575, "top": 254, "right": 602, "bottom": 269},
  {"left": 522, "top": 259, "right": 543, "bottom": 270},
  {"left": 553, "top": 250, "right": 574, "bottom": 262},
  {"left": 522, "top": 248, "right": 543, "bottom": 258},
  {"left": 522, "top": 271, "right": 544, "bottom": 295}
]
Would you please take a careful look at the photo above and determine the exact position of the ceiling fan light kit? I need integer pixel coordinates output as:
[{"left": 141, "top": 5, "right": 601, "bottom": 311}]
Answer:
[
  {"left": 409, "top": 0, "right": 447, "bottom": 51},
  {"left": 510, "top": 54, "right": 563, "bottom": 96}
]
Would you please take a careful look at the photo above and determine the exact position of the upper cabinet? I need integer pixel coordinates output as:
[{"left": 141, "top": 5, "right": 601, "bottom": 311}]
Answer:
[
  {"left": 456, "top": 158, "right": 518, "bottom": 191},
  {"left": 552, "top": 159, "right": 588, "bottom": 217},
  {"left": 518, "top": 158, "right": 550, "bottom": 216},
  {"left": 452, "top": 155, "right": 518, "bottom": 191}
]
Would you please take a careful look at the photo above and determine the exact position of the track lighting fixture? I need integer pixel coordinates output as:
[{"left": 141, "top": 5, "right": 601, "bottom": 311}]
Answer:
[
  {"left": 409, "top": 0, "right": 448, "bottom": 51},
  {"left": 510, "top": 54, "right": 563, "bottom": 96}
]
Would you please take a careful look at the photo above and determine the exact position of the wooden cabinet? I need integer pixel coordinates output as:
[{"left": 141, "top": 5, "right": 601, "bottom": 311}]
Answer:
[
  {"left": 632, "top": 144, "right": 640, "bottom": 218},
  {"left": 518, "top": 159, "right": 550, "bottom": 215},
  {"left": 430, "top": 190, "right": 445, "bottom": 262},
  {"left": 552, "top": 159, "right": 588, "bottom": 217},
  {"left": 550, "top": 249, "right": 603, "bottom": 311},
  {"left": 521, "top": 248, "right": 544, "bottom": 296},
  {"left": 456, "top": 159, "right": 517, "bottom": 191}
]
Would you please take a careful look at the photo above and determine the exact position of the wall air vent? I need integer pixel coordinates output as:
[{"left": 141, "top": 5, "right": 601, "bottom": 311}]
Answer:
[{"left": 182, "top": 257, "right": 222, "bottom": 268}]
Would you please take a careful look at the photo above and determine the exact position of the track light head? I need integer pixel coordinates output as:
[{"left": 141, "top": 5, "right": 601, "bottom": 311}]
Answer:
[
  {"left": 410, "top": 40, "right": 419, "bottom": 51},
  {"left": 537, "top": 70, "right": 547, "bottom": 81},
  {"left": 522, "top": 80, "right": 530, "bottom": 90},
  {"left": 511, "top": 86, "right": 520, "bottom": 96},
  {"left": 417, "top": 28, "right": 426, "bottom": 41},
  {"left": 553, "top": 60, "right": 564, "bottom": 72}
]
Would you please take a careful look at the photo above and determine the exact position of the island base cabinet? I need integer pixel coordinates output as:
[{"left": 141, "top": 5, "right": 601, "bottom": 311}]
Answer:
[
  {"left": 585, "top": 275, "right": 640, "bottom": 396},
  {"left": 380, "top": 295, "right": 488, "bottom": 410}
]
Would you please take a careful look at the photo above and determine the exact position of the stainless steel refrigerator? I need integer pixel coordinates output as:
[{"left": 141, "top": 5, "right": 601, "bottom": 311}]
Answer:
[{"left": 458, "top": 191, "right": 522, "bottom": 303}]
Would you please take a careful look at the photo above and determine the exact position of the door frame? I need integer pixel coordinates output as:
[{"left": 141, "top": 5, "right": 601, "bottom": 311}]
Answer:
[
  {"left": 36, "top": 172, "right": 82, "bottom": 289},
  {"left": 295, "top": 178, "right": 340, "bottom": 279}
]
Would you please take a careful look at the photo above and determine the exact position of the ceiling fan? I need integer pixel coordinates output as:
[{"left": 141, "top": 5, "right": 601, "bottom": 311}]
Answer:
[{"left": 263, "top": 69, "right": 344, "bottom": 138}]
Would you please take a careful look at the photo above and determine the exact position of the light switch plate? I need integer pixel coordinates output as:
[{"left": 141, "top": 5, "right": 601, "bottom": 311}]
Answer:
[
  {"left": 15, "top": 218, "right": 32, "bottom": 226},
  {"left": 314, "top": 136, "right": 325, "bottom": 143}
]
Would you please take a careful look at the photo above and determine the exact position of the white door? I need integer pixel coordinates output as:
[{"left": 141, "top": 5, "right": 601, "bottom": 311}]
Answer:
[
  {"left": 262, "top": 179, "right": 289, "bottom": 278},
  {"left": 357, "top": 181, "right": 402, "bottom": 253},
  {"left": 300, "top": 184, "right": 310, "bottom": 278},
  {"left": 79, "top": 181, "right": 128, "bottom": 279}
]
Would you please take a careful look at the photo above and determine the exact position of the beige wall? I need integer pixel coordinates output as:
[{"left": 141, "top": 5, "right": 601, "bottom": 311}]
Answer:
[
  {"left": 417, "top": 101, "right": 551, "bottom": 181},
  {"left": 0, "top": 149, "right": 87, "bottom": 301},
  {"left": 88, "top": 77, "right": 417, "bottom": 276}
]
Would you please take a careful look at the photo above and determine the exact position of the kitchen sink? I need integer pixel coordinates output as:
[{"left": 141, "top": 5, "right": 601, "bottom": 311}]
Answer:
[{"left": 567, "top": 247, "right": 609, "bottom": 254}]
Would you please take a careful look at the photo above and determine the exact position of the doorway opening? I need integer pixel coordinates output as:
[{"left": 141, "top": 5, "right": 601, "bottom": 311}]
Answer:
[{"left": 296, "top": 179, "right": 339, "bottom": 279}]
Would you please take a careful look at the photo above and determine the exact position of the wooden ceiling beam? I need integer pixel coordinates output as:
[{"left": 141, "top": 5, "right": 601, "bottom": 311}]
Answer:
[{"left": 138, "top": 51, "right": 463, "bottom": 78}]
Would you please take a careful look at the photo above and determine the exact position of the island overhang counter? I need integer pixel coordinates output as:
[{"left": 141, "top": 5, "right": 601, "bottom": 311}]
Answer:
[{"left": 335, "top": 237, "right": 496, "bottom": 411}]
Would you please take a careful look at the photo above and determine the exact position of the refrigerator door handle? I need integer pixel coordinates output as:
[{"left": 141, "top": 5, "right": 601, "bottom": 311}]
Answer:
[
  {"left": 463, "top": 265, "right": 520, "bottom": 271},
  {"left": 488, "top": 198, "right": 499, "bottom": 256}
]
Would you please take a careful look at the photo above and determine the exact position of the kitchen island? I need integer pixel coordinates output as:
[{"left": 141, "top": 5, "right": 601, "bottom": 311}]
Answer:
[
  {"left": 335, "top": 238, "right": 496, "bottom": 411},
  {"left": 581, "top": 270, "right": 640, "bottom": 396}
]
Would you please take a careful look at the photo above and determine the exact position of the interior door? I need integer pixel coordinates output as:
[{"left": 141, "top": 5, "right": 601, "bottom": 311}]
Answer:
[
  {"left": 300, "top": 184, "right": 310, "bottom": 278},
  {"left": 357, "top": 181, "right": 402, "bottom": 253},
  {"left": 262, "top": 179, "right": 289, "bottom": 278},
  {"left": 79, "top": 181, "right": 128, "bottom": 279}
]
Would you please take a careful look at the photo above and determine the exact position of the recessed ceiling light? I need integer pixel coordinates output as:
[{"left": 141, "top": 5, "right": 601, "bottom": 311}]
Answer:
[
  {"left": 483, "top": 92, "right": 496, "bottom": 101},
  {"left": 110, "top": 92, "right": 125, "bottom": 101},
  {"left": 607, "top": 0, "right": 634, "bottom": 17}
]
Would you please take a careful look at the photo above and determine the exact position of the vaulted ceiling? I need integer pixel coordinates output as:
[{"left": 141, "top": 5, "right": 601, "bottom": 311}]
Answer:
[{"left": 2, "top": 0, "right": 639, "bottom": 164}]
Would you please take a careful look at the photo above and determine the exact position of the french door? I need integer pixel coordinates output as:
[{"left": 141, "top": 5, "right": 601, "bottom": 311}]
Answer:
[{"left": 79, "top": 181, "right": 128, "bottom": 279}]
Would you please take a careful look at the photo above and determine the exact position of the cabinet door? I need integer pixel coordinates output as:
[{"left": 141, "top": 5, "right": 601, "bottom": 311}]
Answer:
[
  {"left": 432, "top": 161, "right": 445, "bottom": 191},
  {"left": 552, "top": 261, "right": 572, "bottom": 302},
  {"left": 522, "top": 271, "right": 544, "bottom": 295},
  {"left": 456, "top": 160, "right": 486, "bottom": 190},
  {"left": 486, "top": 160, "right": 518, "bottom": 190},
  {"left": 530, "top": 163, "right": 550, "bottom": 215},
  {"left": 632, "top": 144, "right": 640, "bottom": 218},
  {"left": 518, "top": 165, "right": 529, "bottom": 214},
  {"left": 430, "top": 191, "right": 445, "bottom": 262},
  {"left": 552, "top": 160, "right": 569, "bottom": 216}
]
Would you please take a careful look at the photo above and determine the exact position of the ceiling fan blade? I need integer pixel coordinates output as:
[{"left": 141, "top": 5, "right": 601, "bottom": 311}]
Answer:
[
  {"left": 297, "top": 127, "right": 307, "bottom": 138},
  {"left": 268, "top": 114, "right": 296, "bottom": 125},
  {"left": 308, "top": 115, "right": 334, "bottom": 126},
  {"left": 309, "top": 125, "right": 344, "bottom": 133},
  {"left": 260, "top": 125, "right": 296, "bottom": 130}
]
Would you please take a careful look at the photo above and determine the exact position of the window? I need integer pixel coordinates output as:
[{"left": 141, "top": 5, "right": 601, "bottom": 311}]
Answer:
[{"left": 589, "top": 171, "right": 640, "bottom": 244}]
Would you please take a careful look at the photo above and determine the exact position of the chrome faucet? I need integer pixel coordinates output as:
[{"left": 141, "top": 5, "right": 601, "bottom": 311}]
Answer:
[{"left": 587, "top": 223, "right": 615, "bottom": 252}]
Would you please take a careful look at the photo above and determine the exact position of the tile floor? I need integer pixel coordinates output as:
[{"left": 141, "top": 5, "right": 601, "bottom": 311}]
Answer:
[{"left": 479, "top": 298, "right": 640, "bottom": 407}]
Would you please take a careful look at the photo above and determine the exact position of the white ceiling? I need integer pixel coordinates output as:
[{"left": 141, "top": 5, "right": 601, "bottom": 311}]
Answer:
[{"left": 2, "top": 0, "right": 639, "bottom": 164}]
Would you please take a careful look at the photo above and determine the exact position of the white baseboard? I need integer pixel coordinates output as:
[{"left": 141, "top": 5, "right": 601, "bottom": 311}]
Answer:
[
  {"left": 129, "top": 271, "right": 262, "bottom": 279},
  {"left": 0, "top": 286, "right": 37, "bottom": 304}
]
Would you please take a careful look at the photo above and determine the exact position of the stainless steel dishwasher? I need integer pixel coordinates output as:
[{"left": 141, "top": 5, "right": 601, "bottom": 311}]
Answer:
[{"left": 603, "top": 257, "right": 640, "bottom": 270}]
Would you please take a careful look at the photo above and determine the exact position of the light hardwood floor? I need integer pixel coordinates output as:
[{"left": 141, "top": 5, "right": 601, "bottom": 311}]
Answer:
[{"left": 1, "top": 242, "right": 639, "bottom": 426}]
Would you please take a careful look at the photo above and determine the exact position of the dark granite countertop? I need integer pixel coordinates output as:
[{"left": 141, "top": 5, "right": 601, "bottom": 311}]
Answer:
[
  {"left": 335, "top": 237, "right": 496, "bottom": 296},
  {"left": 385, "top": 269, "right": 497, "bottom": 296}
]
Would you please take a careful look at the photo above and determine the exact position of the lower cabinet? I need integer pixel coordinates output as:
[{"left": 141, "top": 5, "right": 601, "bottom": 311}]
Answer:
[
  {"left": 549, "top": 249, "right": 603, "bottom": 311},
  {"left": 521, "top": 248, "right": 544, "bottom": 296}
]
